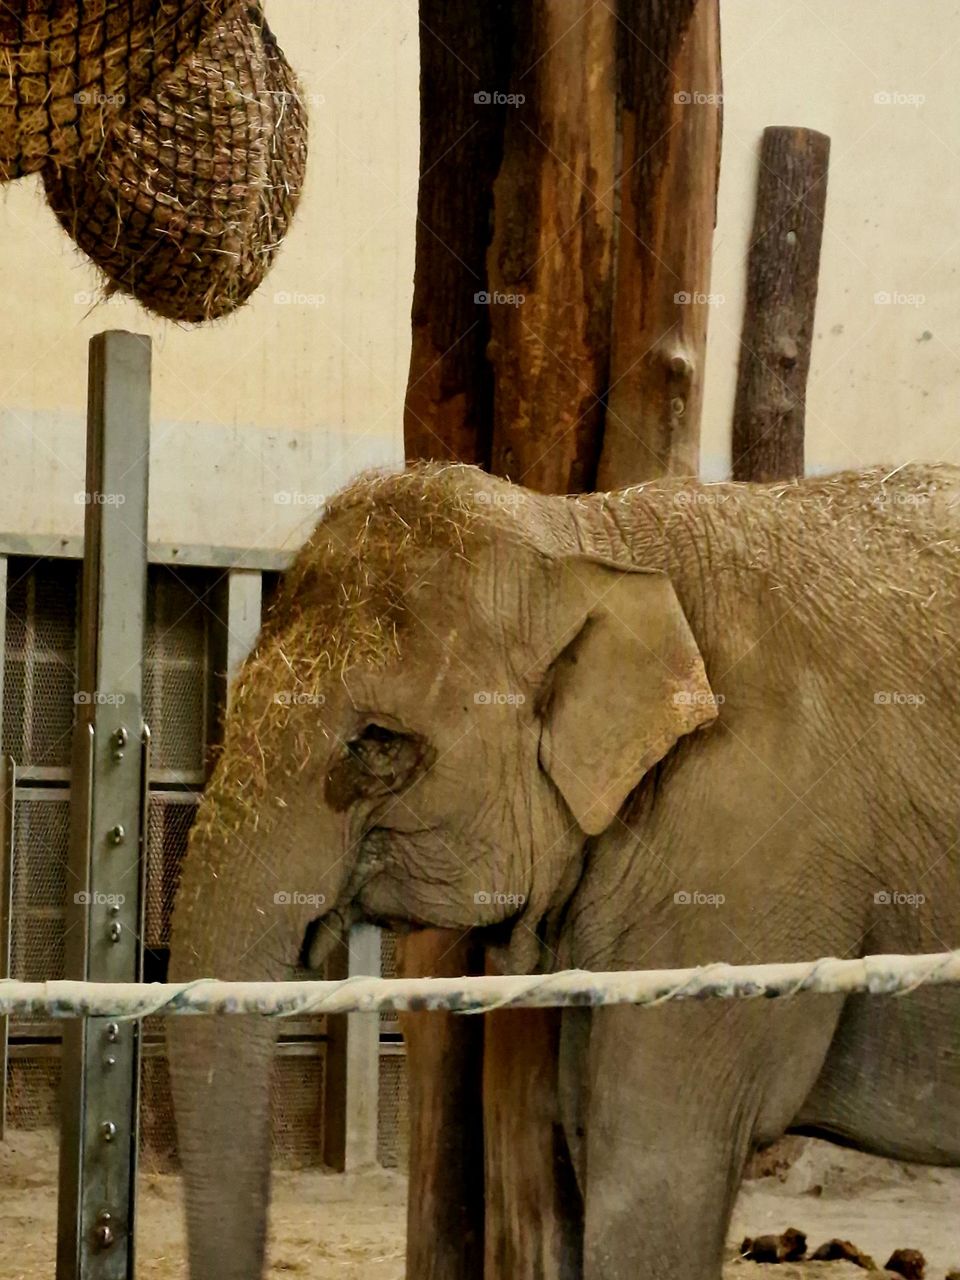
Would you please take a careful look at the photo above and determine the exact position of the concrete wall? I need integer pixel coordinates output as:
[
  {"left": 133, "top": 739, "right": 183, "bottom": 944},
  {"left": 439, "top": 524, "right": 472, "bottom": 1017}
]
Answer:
[
  {"left": 0, "top": 0, "right": 418, "bottom": 550},
  {"left": 703, "top": 0, "right": 960, "bottom": 479},
  {"left": 0, "top": 0, "right": 956, "bottom": 541}
]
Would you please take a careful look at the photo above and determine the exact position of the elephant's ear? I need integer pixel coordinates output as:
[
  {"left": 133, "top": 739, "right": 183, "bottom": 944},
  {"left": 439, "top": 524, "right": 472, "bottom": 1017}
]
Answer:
[{"left": 537, "top": 558, "right": 717, "bottom": 837}]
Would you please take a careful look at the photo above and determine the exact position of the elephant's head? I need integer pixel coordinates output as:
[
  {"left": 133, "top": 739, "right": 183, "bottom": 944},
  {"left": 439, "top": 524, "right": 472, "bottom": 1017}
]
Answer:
[{"left": 168, "top": 464, "right": 715, "bottom": 1279}]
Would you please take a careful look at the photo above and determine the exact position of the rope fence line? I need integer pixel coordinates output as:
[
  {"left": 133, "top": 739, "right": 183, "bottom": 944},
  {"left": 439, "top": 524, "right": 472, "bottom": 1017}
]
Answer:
[{"left": 0, "top": 951, "right": 958, "bottom": 1020}]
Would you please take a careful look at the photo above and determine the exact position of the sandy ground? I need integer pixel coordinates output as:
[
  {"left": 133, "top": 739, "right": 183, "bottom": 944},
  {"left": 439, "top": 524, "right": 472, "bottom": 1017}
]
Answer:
[{"left": 1, "top": 1131, "right": 957, "bottom": 1279}]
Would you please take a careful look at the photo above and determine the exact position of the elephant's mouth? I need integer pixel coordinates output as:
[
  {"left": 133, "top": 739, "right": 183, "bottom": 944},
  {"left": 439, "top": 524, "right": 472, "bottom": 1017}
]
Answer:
[{"left": 298, "top": 909, "right": 353, "bottom": 972}]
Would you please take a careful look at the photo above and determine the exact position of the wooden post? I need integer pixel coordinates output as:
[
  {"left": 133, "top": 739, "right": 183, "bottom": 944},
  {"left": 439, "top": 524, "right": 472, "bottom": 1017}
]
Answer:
[
  {"left": 402, "top": 5, "right": 722, "bottom": 1279},
  {"left": 597, "top": 0, "right": 722, "bottom": 487},
  {"left": 398, "top": 931, "right": 487, "bottom": 1280},
  {"left": 403, "top": 0, "right": 510, "bottom": 468},
  {"left": 401, "top": 3, "right": 511, "bottom": 1274},
  {"left": 731, "top": 126, "right": 830, "bottom": 481},
  {"left": 485, "top": 1, "right": 617, "bottom": 492}
]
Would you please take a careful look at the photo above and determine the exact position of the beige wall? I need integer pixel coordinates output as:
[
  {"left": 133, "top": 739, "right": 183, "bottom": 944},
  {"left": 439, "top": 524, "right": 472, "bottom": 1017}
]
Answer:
[
  {"left": 0, "top": 0, "right": 957, "bottom": 540},
  {"left": 0, "top": 0, "right": 418, "bottom": 550},
  {"left": 703, "top": 0, "right": 960, "bottom": 478}
]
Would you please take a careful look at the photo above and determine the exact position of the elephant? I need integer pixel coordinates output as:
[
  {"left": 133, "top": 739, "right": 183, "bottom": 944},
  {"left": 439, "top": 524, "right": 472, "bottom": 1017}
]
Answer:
[{"left": 168, "top": 460, "right": 960, "bottom": 1280}]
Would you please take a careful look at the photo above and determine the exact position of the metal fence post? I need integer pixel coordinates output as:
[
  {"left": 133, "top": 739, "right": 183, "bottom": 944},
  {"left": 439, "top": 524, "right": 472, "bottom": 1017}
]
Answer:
[
  {"left": 209, "top": 568, "right": 263, "bottom": 730},
  {"left": 57, "top": 331, "right": 151, "bottom": 1280}
]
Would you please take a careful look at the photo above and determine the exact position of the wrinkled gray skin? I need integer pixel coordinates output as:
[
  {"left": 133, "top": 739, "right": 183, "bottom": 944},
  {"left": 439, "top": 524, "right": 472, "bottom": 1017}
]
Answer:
[{"left": 168, "top": 462, "right": 960, "bottom": 1280}]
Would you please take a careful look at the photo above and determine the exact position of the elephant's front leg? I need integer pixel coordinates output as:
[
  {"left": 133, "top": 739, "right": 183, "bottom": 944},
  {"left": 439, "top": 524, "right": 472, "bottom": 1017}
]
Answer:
[{"left": 579, "top": 1002, "right": 834, "bottom": 1280}]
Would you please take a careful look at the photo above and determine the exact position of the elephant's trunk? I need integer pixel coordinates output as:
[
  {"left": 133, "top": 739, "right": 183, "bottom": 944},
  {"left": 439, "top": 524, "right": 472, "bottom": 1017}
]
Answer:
[{"left": 168, "top": 777, "right": 348, "bottom": 1280}]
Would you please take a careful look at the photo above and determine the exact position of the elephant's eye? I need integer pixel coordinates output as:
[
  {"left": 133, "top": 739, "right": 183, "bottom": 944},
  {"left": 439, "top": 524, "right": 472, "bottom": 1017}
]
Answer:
[{"left": 325, "top": 722, "right": 431, "bottom": 811}]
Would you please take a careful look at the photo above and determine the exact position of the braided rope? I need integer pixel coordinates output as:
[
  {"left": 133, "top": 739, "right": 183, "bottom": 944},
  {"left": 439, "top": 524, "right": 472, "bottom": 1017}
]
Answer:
[{"left": 0, "top": 950, "right": 957, "bottom": 1020}]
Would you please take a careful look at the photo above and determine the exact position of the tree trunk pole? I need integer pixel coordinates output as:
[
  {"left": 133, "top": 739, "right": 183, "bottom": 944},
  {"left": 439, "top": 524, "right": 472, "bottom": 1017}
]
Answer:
[
  {"left": 485, "top": 0, "right": 618, "bottom": 493},
  {"left": 402, "top": 4, "right": 722, "bottom": 1279},
  {"left": 401, "top": 6, "right": 510, "bottom": 1278},
  {"left": 731, "top": 126, "right": 830, "bottom": 482},
  {"left": 597, "top": 0, "right": 722, "bottom": 487},
  {"left": 403, "top": 0, "right": 510, "bottom": 468},
  {"left": 397, "top": 931, "right": 487, "bottom": 1280}
]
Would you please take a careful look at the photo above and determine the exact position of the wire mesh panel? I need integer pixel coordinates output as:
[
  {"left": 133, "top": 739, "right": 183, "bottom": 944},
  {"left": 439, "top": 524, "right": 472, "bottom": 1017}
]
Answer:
[
  {"left": 380, "top": 929, "right": 400, "bottom": 1027},
  {"left": 378, "top": 930, "right": 409, "bottom": 1168},
  {"left": 145, "top": 792, "right": 198, "bottom": 953},
  {"left": 2, "top": 559, "right": 80, "bottom": 771},
  {"left": 8, "top": 789, "right": 70, "bottom": 1043},
  {"left": 4, "top": 1048, "right": 62, "bottom": 1131},
  {"left": 271, "top": 1048, "right": 327, "bottom": 1169},
  {"left": 144, "top": 566, "right": 212, "bottom": 782},
  {"left": 1, "top": 557, "right": 343, "bottom": 1180},
  {"left": 138, "top": 1039, "right": 329, "bottom": 1174},
  {"left": 377, "top": 1049, "right": 409, "bottom": 1170}
]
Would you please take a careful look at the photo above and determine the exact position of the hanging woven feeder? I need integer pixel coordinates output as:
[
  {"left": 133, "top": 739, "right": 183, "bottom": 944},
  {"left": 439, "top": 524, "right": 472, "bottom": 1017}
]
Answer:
[
  {"left": 1, "top": 1, "right": 308, "bottom": 323},
  {"left": 0, "top": 0, "right": 232, "bottom": 180},
  {"left": 44, "top": 4, "right": 308, "bottom": 321}
]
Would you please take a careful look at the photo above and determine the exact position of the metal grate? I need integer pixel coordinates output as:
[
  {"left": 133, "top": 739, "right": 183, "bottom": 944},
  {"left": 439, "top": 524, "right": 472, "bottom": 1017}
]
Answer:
[
  {"left": 138, "top": 1041, "right": 329, "bottom": 1174},
  {"left": 380, "top": 930, "right": 400, "bottom": 1027},
  {"left": 139, "top": 1046, "right": 179, "bottom": 1173},
  {"left": 9, "top": 790, "right": 71, "bottom": 1040},
  {"left": 2, "top": 560, "right": 80, "bottom": 770},
  {"left": 145, "top": 793, "right": 198, "bottom": 951},
  {"left": 5, "top": 1050, "right": 61, "bottom": 1131},
  {"left": 1, "top": 558, "right": 340, "bottom": 1172},
  {"left": 377, "top": 1050, "right": 409, "bottom": 1170},
  {"left": 271, "top": 1049, "right": 327, "bottom": 1169},
  {"left": 144, "top": 567, "right": 212, "bottom": 781}
]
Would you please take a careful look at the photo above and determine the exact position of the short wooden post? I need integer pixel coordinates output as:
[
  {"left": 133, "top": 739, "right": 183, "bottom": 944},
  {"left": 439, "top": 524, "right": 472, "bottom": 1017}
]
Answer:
[{"left": 731, "top": 126, "right": 830, "bottom": 481}]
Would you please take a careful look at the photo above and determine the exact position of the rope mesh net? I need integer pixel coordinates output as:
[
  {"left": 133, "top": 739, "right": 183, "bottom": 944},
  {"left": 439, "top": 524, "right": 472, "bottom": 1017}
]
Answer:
[{"left": 1, "top": 1, "right": 307, "bottom": 321}]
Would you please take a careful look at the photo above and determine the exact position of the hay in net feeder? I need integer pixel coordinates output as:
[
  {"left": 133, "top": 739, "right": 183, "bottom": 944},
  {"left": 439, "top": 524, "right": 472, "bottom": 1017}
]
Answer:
[
  {"left": 1, "top": 0, "right": 308, "bottom": 322},
  {"left": 43, "top": 3, "right": 308, "bottom": 321},
  {"left": 0, "top": 0, "right": 232, "bottom": 180}
]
